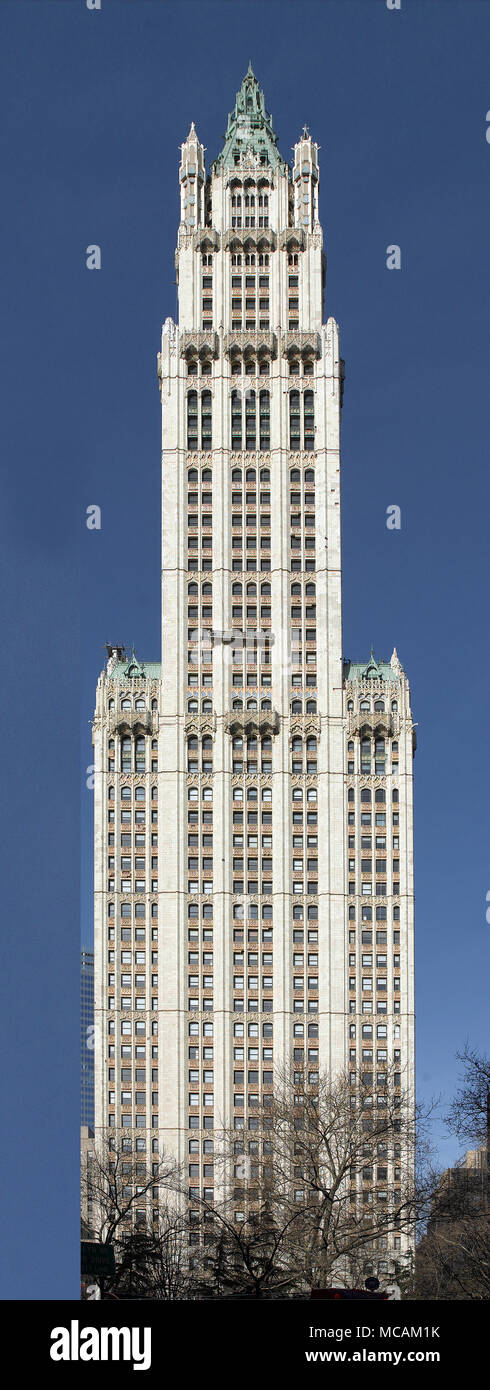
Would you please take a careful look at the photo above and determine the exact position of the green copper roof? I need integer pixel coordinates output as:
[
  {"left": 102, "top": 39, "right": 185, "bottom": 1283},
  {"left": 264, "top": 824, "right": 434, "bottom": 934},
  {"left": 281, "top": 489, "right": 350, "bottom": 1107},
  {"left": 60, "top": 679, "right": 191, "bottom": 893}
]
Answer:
[
  {"left": 343, "top": 649, "right": 400, "bottom": 683},
  {"left": 213, "top": 64, "right": 287, "bottom": 172},
  {"left": 108, "top": 660, "right": 161, "bottom": 680}
]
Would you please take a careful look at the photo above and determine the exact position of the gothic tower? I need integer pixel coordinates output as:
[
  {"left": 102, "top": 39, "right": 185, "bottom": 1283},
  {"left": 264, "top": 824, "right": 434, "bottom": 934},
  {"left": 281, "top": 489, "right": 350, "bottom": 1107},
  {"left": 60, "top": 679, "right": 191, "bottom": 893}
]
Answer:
[{"left": 93, "top": 68, "right": 415, "bottom": 1275}]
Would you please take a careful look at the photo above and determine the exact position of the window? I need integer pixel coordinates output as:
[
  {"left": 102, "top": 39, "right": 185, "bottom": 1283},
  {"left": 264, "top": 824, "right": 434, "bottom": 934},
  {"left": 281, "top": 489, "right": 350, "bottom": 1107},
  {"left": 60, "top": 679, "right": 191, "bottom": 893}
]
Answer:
[
  {"left": 201, "top": 391, "right": 212, "bottom": 450},
  {"left": 304, "top": 391, "right": 314, "bottom": 450},
  {"left": 231, "top": 391, "right": 242, "bottom": 450},
  {"left": 289, "top": 390, "right": 301, "bottom": 449},
  {"left": 187, "top": 390, "right": 198, "bottom": 450},
  {"left": 259, "top": 390, "right": 270, "bottom": 450}
]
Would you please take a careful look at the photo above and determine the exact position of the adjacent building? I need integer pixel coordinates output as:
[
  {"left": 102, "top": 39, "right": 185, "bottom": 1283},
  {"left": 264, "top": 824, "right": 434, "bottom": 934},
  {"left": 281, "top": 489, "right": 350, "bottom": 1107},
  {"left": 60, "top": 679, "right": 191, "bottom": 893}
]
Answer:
[{"left": 92, "top": 67, "right": 416, "bottom": 1274}]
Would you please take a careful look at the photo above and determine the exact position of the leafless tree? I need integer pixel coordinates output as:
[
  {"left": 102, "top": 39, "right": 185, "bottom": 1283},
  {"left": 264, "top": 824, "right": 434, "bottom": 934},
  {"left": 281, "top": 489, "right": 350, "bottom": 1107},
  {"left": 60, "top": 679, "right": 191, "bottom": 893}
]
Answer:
[
  {"left": 81, "top": 1129, "right": 180, "bottom": 1247},
  {"left": 108, "top": 1205, "right": 198, "bottom": 1301},
  {"left": 415, "top": 1215, "right": 490, "bottom": 1301},
  {"left": 190, "top": 1062, "right": 432, "bottom": 1297},
  {"left": 445, "top": 1043, "right": 490, "bottom": 1151},
  {"left": 81, "top": 1131, "right": 187, "bottom": 1297}
]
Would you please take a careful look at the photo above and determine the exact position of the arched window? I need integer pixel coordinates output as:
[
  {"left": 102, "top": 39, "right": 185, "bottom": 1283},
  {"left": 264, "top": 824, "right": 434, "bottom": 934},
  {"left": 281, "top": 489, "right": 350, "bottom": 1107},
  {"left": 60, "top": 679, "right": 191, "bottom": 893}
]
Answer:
[
  {"left": 231, "top": 391, "right": 242, "bottom": 451},
  {"left": 361, "top": 788, "right": 372, "bottom": 804},
  {"left": 292, "top": 700, "right": 302, "bottom": 714},
  {"left": 304, "top": 391, "right": 314, "bottom": 450},
  {"left": 374, "top": 700, "right": 385, "bottom": 712},
  {"left": 121, "top": 698, "right": 131, "bottom": 710},
  {"left": 187, "top": 390, "right": 198, "bottom": 450},
  {"left": 188, "top": 699, "right": 198, "bottom": 712},
  {"left": 374, "top": 737, "right": 385, "bottom": 773},
  {"left": 347, "top": 700, "right": 353, "bottom": 711},
  {"left": 361, "top": 738, "right": 371, "bottom": 773},
  {"left": 245, "top": 390, "right": 256, "bottom": 450},
  {"left": 306, "top": 700, "right": 317, "bottom": 713},
  {"left": 375, "top": 788, "right": 386, "bottom": 804},
  {"left": 391, "top": 700, "right": 398, "bottom": 712},
  {"left": 202, "top": 737, "right": 213, "bottom": 770},
  {"left": 135, "top": 698, "right": 145, "bottom": 710},
  {"left": 121, "top": 738, "right": 132, "bottom": 773},
  {"left": 201, "top": 391, "right": 212, "bottom": 449},
  {"left": 135, "top": 737, "right": 146, "bottom": 773},
  {"left": 259, "top": 390, "right": 270, "bottom": 450},
  {"left": 360, "top": 699, "right": 370, "bottom": 711},
  {"left": 187, "top": 737, "right": 198, "bottom": 771},
  {"left": 289, "top": 391, "right": 301, "bottom": 449}
]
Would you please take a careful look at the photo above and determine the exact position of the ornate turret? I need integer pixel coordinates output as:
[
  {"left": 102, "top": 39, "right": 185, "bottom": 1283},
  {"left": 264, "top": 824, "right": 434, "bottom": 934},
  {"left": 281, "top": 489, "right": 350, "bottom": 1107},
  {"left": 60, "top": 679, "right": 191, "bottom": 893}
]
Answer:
[
  {"left": 179, "top": 121, "right": 206, "bottom": 229},
  {"left": 292, "top": 125, "right": 320, "bottom": 232}
]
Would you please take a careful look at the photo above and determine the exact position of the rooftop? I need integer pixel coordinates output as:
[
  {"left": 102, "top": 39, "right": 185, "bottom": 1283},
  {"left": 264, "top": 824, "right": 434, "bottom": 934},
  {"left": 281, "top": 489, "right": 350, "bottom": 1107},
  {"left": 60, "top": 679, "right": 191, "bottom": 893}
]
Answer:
[{"left": 212, "top": 64, "right": 287, "bottom": 173}]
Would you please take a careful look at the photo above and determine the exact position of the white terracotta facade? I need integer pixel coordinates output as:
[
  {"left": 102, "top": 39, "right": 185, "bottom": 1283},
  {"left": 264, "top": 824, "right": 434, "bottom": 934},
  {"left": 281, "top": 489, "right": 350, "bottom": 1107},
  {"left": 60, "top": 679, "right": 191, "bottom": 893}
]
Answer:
[{"left": 93, "top": 70, "right": 415, "bottom": 1270}]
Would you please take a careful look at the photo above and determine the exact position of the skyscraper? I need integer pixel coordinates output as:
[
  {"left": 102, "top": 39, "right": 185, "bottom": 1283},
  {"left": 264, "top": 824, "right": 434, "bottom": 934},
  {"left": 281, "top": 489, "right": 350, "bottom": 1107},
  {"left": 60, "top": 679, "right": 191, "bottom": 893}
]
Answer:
[{"left": 93, "top": 68, "right": 415, "bottom": 1265}]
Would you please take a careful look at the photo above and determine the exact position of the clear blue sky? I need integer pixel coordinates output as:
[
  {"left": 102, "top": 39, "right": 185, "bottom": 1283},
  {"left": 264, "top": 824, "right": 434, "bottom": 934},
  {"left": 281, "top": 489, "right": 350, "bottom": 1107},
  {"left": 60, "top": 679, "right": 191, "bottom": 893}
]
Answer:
[{"left": 0, "top": 0, "right": 488, "bottom": 1298}]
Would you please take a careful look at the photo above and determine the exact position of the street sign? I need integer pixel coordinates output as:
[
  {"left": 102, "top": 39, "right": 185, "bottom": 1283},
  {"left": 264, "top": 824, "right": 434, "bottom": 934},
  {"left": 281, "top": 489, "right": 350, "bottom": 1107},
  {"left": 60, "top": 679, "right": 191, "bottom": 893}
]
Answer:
[{"left": 81, "top": 1242, "right": 115, "bottom": 1278}]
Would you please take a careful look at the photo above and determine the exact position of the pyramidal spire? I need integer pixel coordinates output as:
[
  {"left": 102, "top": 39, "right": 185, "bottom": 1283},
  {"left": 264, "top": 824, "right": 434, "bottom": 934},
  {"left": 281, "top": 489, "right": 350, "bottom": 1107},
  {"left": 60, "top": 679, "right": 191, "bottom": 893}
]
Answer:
[{"left": 213, "top": 67, "right": 287, "bottom": 172}]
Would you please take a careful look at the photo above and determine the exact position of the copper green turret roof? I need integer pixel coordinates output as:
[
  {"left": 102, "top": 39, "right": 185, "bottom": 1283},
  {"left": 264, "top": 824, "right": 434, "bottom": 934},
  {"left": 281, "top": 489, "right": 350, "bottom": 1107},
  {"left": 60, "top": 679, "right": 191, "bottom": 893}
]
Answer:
[
  {"left": 343, "top": 649, "right": 401, "bottom": 683},
  {"left": 213, "top": 64, "right": 287, "bottom": 172}
]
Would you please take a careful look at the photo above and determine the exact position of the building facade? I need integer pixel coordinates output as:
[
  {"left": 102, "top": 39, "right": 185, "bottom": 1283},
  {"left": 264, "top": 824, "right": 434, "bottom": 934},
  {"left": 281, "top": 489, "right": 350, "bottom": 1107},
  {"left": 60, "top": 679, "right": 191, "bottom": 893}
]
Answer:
[
  {"left": 81, "top": 949, "right": 94, "bottom": 1128},
  {"left": 93, "top": 68, "right": 415, "bottom": 1270}
]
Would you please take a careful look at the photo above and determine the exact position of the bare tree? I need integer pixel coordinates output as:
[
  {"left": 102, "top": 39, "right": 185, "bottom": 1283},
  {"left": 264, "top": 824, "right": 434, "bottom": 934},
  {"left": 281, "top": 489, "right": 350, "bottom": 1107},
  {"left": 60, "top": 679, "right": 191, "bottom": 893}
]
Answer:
[
  {"left": 192, "top": 1197, "right": 306, "bottom": 1300},
  {"left": 189, "top": 1062, "right": 431, "bottom": 1298},
  {"left": 258, "top": 1063, "right": 429, "bottom": 1288},
  {"left": 445, "top": 1043, "right": 490, "bottom": 1151},
  {"left": 413, "top": 1043, "right": 490, "bottom": 1300},
  {"left": 416, "top": 1216, "right": 490, "bottom": 1301},
  {"left": 81, "top": 1131, "right": 185, "bottom": 1297},
  {"left": 108, "top": 1204, "right": 197, "bottom": 1301}
]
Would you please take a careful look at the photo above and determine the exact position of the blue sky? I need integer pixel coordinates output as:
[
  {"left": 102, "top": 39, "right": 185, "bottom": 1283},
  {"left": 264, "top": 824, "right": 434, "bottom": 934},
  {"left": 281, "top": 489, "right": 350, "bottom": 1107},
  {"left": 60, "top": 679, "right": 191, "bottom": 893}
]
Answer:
[{"left": 0, "top": 0, "right": 489, "bottom": 1298}]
